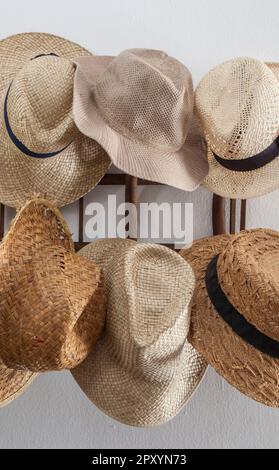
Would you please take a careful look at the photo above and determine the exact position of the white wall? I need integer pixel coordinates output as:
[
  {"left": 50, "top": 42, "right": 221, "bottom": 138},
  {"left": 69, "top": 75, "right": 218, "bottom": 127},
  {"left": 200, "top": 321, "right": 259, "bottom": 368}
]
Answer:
[{"left": 1, "top": 0, "right": 279, "bottom": 449}]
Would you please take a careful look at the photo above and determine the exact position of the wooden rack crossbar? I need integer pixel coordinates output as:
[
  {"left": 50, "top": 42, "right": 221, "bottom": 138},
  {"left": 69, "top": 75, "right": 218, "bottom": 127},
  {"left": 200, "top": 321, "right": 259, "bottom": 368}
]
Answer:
[
  {"left": 0, "top": 176, "right": 242, "bottom": 246},
  {"left": 0, "top": 174, "right": 177, "bottom": 251}
]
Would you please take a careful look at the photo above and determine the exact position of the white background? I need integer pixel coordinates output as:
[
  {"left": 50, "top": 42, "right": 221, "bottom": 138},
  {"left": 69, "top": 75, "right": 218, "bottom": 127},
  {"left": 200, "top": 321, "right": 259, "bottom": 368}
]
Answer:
[{"left": 1, "top": 0, "right": 279, "bottom": 449}]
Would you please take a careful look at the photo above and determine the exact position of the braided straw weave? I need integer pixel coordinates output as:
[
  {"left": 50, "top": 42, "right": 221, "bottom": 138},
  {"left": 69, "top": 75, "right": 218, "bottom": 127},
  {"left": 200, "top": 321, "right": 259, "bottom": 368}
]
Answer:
[
  {"left": 195, "top": 57, "right": 279, "bottom": 199},
  {"left": 268, "top": 62, "right": 279, "bottom": 84},
  {"left": 181, "top": 229, "right": 279, "bottom": 407},
  {"left": 0, "top": 198, "right": 105, "bottom": 402},
  {"left": 71, "top": 238, "right": 207, "bottom": 427},
  {"left": 0, "top": 33, "right": 110, "bottom": 208},
  {"left": 73, "top": 49, "right": 208, "bottom": 192}
]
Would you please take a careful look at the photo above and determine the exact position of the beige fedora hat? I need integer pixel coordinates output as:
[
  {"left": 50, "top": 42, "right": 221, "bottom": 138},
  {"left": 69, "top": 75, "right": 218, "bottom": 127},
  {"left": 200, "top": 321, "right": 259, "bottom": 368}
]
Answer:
[
  {"left": 0, "top": 32, "right": 110, "bottom": 208},
  {"left": 71, "top": 238, "right": 207, "bottom": 427},
  {"left": 0, "top": 198, "right": 105, "bottom": 407},
  {"left": 195, "top": 57, "right": 279, "bottom": 199},
  {"left": 181, "top": 229, "right": 279, "bottom": 407},
  {"left": 73, "top": 49, "right": 208, "bottom": 191}
]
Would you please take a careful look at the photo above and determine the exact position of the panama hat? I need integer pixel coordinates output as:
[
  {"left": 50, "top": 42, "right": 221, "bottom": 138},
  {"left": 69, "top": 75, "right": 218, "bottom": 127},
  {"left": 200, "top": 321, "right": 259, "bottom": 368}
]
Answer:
[
  {"left": 181, "top": 229, "right": 279, "bottom": 407},
  {"left": 0, "top": 32, "right": 110, "bottom": 208},
  {"left": 0, "top": 198, "right": 105, "bottom": 407},
  {"left": 71, "top": 238, "right": 207, "bottom": 427},
  {"left": 195, "top": 57, "right": 279, "bottom": 199},
  {"left": 73, "top": 49, "right": 208, "bottom": 191}
]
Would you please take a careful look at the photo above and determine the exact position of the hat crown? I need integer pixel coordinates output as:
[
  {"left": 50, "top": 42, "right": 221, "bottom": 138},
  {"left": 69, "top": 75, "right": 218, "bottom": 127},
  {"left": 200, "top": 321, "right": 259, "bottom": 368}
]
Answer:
[
  {"left": 217, "top": 229, "right": 279, "bottom": 341},
  {"left": 103, "top": 242, "right": 195, "bottom": 382},
  {"left": 93, "top": 49, "right": 194, "bottom": 151},
  {"left": 196, "top": 57, "right": 279, "bottom": 159},
  {"left": 7, "top": 56, "right": 78, "bottom": 153},
  {"left": 0, "top": 200, "right": 105, "bottom": 372}
]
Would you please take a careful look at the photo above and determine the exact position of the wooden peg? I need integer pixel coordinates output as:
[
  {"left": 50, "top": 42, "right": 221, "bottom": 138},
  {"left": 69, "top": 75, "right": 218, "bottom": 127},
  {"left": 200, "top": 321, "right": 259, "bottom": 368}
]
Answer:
[
  {"left": 212, "top": 194, "right": 226, "bottom": 235},
  {"left": 240, "top": 199, "right": 247, "bottom": 231},
  {"left": 0, "top": 204, "right": 5, "bottom": 241},
  {"left": 229, "top": 199, "right": 237, "bottom": 234},
  {"left": 125, "top": 175, "right": 138, "bottom": 240}
]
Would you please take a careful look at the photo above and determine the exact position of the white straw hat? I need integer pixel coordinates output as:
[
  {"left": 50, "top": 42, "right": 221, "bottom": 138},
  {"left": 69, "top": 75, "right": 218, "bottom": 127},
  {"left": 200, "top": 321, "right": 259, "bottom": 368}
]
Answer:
[
  {"left": 73, "top": 49, "right": 208, "bottom": 191},
  {"left": 195, "top": 57, "right": 279, "bottom": 199},
  {"left": 71, "top": 238, "right": 207, "bottom": 427}
]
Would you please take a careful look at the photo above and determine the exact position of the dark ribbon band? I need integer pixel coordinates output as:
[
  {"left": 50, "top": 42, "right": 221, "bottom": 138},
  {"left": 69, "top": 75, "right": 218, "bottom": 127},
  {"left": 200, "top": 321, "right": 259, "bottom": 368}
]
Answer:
[
  {"left": 212, "top": 136, "right": 279, "bottom": 172},
  {"left": 4, "top": 52, "right": 71, "bottom": 159},
  {"left": 205, "top": 255, "right": 279, "bottom": 358},
  {"left": 31, "top": 52, "right": 59, "bottom": 60}
]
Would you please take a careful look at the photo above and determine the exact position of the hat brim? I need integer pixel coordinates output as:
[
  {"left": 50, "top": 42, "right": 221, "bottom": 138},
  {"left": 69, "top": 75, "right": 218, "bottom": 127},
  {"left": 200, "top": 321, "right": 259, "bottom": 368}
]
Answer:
[
  {"left": 203, "top": 147, "right": 279, "bottom": 199},
  {"left": 71, "top": 332, "right": 207, "bottom": 427},
  {"left": 180, "top": 234, "right": 279, "bottom": 407},
  {"left": 71, "top": 238, "right": 208, "bottom": 426},
  {"left": 0, "top": 33, "right": 111, "bottom": 208},
  {"left": 73, "top": 58, "right": 209, "bottom": 192},
  {"left": 0, "top": 362, "right": 36, "bottom": 407}
]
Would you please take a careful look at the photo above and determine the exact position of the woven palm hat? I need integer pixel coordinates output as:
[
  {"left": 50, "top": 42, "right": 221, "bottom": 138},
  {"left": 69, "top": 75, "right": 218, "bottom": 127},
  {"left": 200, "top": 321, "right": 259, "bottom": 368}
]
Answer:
[
  {"left": 73, "top": 49, "right": 208, "bottom": 191},
  {"left": 0, "top": 198, "right": 105, "bottom": 407},
  {"left": 195, "top": 57, "right": 279, "bottom": 199},
  {"left": 181, "top": 229, "right": 279, "bottom": 407},
  {"left": 0, "top": 32, "right": 110, "bottom": 208},
  {"left": 71, "top": 238, "right": 207, "bottom": 427}
]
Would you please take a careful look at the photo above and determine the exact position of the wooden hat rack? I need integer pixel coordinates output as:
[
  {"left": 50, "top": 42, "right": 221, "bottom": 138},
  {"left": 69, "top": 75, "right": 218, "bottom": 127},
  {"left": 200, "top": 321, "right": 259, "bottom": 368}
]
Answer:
[{"left": 0, "top": 174, "right": 246, "bottom": 248}]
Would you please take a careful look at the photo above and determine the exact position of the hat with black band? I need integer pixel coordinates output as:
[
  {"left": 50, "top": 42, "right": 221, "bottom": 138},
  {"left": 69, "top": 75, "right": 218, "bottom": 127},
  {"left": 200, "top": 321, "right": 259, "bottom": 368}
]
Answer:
[
  {"left": 0, "top": 32, "right": 110, "bottom": 208},
  {"left": 180, "top": 229, "right": 279, "bottom": 407},
  {"left": 212, "top": 136, "right": 279, "bottom": 172},
  {"left": 195, "top": 57, "right": 279, "bottom": 199}
]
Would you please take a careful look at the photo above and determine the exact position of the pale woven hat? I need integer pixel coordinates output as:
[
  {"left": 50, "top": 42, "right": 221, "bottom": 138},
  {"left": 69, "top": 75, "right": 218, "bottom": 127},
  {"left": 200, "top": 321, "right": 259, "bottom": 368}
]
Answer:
[
  {"left": 71, "top": 238, "right": 207, "bottom": 427},
  {"left": 0, "top": 32, "right": 111, "bottom": 208},
  {"left": 73, "top": 49, "right": 208, "bottom": 191},
  {"left": 181, "top": 229, "right": 279, "bottom": 407},
  {"left": 0, "top": 198, "right": 105, "bottom": 407},
  {"left": 195, "top": 57, "right": 279, "bottom": 199}
]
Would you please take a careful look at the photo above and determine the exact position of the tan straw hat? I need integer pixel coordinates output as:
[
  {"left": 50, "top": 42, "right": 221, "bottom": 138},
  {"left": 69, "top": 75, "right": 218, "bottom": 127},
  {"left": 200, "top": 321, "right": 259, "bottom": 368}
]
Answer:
[
  {"left": 71, "top": 238, "right": 207, "bottom": 427},
  {"left": 181, "top": 229, "right": 279, "bottom": 407},
  {"left": 0, "top": 198, "right": 105, "bottom": 407},
  {"left": 0, "top": 32, "right": 110, "bottom": 208},
  {"left": 195, "top": 57, "right": 279, "bottom": 199},
  {"left": 73, "top": 49, "right": 208, "bottom": 191}
]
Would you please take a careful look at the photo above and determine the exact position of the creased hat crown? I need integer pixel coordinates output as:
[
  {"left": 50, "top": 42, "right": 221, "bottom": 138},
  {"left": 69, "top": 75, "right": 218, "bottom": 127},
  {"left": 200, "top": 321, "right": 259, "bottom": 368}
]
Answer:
[
  {"left": 196, "top": 57, "right": 279, "bottom": 159},
  {"left": 72, "top": 238, "right": 207, "bottom": 426},
  {"left": 81, "top": 239, "right": 195, "bottom": 382},
  {"left": 0, "top": 199, "right": 105, "bottom": 372},
  {"left": 7, "top": 55, "right": 78, "bottom": 153},
  {"left": 93, "top": 49, "right": 194, "bottom": 150}
]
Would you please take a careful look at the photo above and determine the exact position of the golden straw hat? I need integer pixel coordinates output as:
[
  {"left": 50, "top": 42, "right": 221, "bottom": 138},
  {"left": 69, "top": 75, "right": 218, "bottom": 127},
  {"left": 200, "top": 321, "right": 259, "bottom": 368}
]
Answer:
[
  {"left": 0, "top": 32, "right": 110, "bottom": 208},
  {"left": 195, "top": 57, "right": 279, "bottom": 199},
  {"left": 181, "top": 229, "right": 279, "bottom": 407},
  {"left": 73, "top": 50, "right": 208, "bottom": 191},
  {"left": 71, "top": 238, "right": 207, "bottom": 427},
  {"left": 0, "top": 198, "right": 105, "bottom": 407}
]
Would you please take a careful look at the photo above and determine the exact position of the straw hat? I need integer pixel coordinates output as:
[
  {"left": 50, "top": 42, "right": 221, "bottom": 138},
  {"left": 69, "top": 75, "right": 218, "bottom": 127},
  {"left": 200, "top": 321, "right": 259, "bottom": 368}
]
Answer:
[
  {"left": 0, "top": 32, "right": 110, "bottom": 208},
  {"left": 71, "top": 238, "right": 207, "bottom": 427},
  {"left": 181, "top": 229, "right": 279, "bottom": 407},
  {"left": 195, "top": 57, "right": 279, "bottom": 199},
  {"left": 73, "top": 49, "right": 208, "bottom": 191},
  {"left": 0, "top": 198, "right": 105, "bottom": 407}
]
